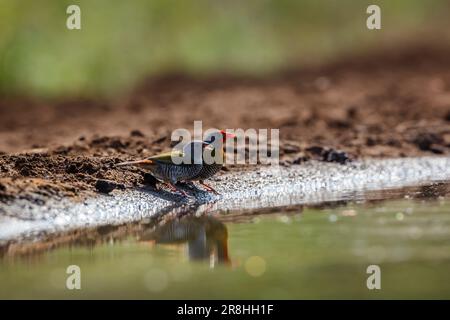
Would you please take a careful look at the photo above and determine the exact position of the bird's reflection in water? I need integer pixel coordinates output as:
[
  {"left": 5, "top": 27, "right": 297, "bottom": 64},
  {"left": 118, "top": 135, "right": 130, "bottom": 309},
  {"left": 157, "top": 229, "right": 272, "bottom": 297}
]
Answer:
[{"left": 140, "top": 216, "right": 230, "bottom": 267}]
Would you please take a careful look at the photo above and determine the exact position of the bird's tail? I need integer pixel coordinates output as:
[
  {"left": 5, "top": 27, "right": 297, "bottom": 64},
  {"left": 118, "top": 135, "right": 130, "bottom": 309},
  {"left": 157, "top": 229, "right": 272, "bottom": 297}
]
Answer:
[{"left": 116, "top": 159, "right": 154, "bottom": 167}]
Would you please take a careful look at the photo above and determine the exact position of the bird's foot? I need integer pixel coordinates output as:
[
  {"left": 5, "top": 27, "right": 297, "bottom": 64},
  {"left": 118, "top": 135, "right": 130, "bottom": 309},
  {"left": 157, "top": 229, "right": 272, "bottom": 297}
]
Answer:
[
  {"left": 167, "top": 183, "right": 192, "bottom": 198},
  {"left": 199, "top": 181, "right": 220, "bottom": 195}
]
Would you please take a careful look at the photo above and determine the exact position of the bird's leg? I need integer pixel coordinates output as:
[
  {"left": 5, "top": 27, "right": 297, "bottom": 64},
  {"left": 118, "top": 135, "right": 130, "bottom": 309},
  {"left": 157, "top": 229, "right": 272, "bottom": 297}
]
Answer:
[
  {"left": 199, "top": 180, "right": 220, "bottom": 195},
  {"left": 158, "top": 182, "right": 181, "bottom": 194},
  {"left": 168, "top": 182, "right": 190, "bottom": 197},
  {"left": 157, "top": 182, "right": 174, "bottom": 191}
]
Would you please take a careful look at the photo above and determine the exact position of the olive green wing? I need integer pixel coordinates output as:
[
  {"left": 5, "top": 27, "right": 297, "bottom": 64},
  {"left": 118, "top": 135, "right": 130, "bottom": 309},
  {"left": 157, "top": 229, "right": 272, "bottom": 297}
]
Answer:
[{"left": 148, "top": 149, "right": 184, "bottom": 164}]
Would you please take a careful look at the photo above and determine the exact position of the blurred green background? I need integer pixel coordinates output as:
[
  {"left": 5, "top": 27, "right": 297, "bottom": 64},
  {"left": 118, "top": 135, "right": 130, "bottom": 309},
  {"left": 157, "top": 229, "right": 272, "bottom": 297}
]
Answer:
[{"left": 0, "top": 0, "right": 449, "bottom": 97}]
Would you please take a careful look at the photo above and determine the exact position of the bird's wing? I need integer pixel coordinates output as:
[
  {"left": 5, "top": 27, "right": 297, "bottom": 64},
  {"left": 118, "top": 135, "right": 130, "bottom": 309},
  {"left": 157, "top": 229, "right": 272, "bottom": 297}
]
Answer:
[{"left": 148, "top": 149, "right": 184, "bottom": 164}]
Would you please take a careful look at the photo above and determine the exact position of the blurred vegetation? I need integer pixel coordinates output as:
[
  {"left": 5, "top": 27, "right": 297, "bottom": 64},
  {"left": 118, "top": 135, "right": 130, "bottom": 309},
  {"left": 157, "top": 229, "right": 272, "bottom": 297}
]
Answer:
[{"left": 0, "top": 0, "right": 449, "bottom": 97}]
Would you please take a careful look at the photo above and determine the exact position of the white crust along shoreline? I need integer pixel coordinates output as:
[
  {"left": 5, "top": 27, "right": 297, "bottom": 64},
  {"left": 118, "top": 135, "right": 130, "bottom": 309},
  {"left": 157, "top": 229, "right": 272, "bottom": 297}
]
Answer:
[{"left": 1, "top": 156, "right": 450, "bottom": 243}]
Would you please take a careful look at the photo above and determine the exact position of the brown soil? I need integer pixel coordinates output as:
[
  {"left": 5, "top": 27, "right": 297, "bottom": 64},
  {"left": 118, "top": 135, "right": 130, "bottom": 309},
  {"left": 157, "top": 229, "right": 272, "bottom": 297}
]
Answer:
[{"left": 1, "top": 45, "right": 450, "bottom": 204}]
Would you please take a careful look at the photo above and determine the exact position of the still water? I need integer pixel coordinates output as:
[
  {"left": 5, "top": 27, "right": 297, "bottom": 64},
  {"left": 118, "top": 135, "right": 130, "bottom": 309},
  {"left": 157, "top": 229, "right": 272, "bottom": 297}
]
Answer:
[{"left": 1, "top": 184, "right": 450, "bottom": 299}]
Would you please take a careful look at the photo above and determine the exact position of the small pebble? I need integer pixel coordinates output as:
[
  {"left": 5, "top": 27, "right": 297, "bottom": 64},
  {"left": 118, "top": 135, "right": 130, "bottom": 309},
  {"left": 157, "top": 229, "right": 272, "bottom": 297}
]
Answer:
[
  {"left": 130, "top": 130, "right": 145, "bottom": 137},
  {"left": 95, "top": 179, "right": 121, "bottom": 194}
]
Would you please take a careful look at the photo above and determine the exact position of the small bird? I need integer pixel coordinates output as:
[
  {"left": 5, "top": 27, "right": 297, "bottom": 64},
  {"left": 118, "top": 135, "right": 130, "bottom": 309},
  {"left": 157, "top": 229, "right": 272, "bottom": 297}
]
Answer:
[
  {"left": 186, "top": 130, "right": 235, "bottom": 194},
  {"left": 117, "top": 130, "right": 234, "bottom": 196},
  {"left": 116, "top": 141, "right": 208, "bottom": 196}
]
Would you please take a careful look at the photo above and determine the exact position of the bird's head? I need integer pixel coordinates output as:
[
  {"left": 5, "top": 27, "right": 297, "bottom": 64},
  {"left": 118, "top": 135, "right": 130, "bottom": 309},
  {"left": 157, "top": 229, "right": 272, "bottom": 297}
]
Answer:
[
  {"left": 203, "top": 130, "right": 236, "bottom": 145},
  {"left": 201, "top": 130, "right": 235, "bottom": 163}
]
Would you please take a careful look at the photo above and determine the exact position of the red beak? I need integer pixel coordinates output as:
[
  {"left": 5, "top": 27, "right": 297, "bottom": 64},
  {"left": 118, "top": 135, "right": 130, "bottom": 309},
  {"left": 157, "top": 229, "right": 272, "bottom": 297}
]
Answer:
[{"left": 220, "top": 130, "right": 236, "bottom": 140}]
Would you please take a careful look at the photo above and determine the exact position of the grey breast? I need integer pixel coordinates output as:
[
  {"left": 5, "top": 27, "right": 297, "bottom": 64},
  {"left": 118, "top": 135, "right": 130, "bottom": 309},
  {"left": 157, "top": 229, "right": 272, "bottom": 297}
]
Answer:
[
  {"left": 188, "top": 163, "right": 222, "bottom": 181},
  {"left": 153, "top": 162, "right": 203, "bottom": 183}
]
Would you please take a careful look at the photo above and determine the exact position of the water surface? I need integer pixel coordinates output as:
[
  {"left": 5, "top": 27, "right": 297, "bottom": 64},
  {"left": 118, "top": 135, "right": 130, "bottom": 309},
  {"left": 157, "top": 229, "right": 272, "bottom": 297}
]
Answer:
[{"left": 1, "top": 184, "right": 450, "bottom": 299}]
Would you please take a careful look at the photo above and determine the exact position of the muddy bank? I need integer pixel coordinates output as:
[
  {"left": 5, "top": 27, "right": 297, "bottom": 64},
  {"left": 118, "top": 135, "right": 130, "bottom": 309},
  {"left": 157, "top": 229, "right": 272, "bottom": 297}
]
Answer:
[
  {"left": 1, "top": 46, "right": 450, "bottom": 204},
  {"left": 1, "top": 156, "right": 450, "bottom": 249},
  {"left": 0, "top": 135, "right": 353, "bottom": 204}
]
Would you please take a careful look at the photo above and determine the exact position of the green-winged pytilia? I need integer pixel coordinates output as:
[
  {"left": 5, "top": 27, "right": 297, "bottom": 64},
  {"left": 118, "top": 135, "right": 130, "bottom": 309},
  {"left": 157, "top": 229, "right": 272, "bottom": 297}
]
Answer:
[
  {"left": 117, "top": 130, "right": 235, "bottom": 196},
  {"left": 116, "top": 140, "right": 209, "bottom": 196},
  {"left": 186, "top": 130, "right": 235, "bottom": 194}
]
